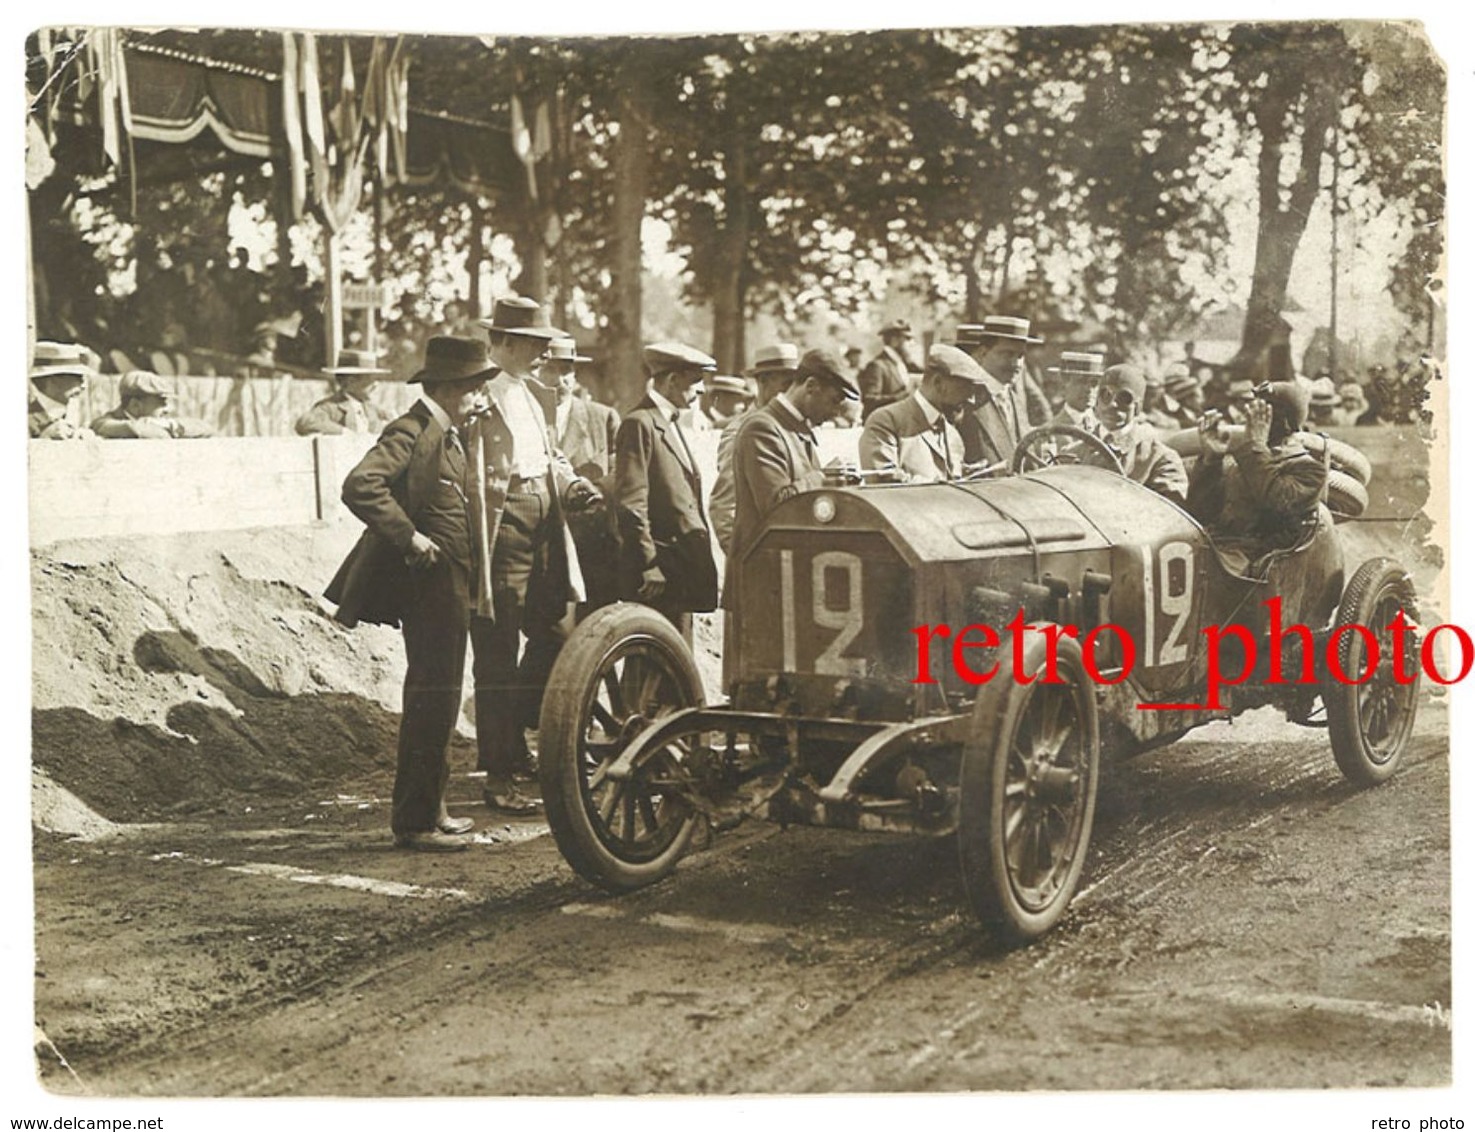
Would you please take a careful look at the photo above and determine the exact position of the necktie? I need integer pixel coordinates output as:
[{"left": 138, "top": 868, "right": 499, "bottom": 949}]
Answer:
[
  {"left": 345, "top": 398, "right": 367, "bottom": 432},
  {"left": 937, "top": 419, "right": 955, "bottom": 477}
]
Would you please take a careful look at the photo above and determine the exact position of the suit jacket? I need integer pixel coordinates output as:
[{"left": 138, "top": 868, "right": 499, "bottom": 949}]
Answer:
[
  {"left": 726, "top": 397, "right": 826, "bottom": 609},
  {"left": 560, "top": 397, "right": 621, "bottom": 482},
  {"left": 295, "top": 391, "right": 395, "bottom": 436},
  {"left": 613, "top": 396, "right": 719, "bottom": 613},
  {"left": 859, "top": 394, "right": 964, "bottom": 482},
  {"left": 324, "top": 401, "right": 458, "bottom": 628},
  {"left": 859, "top": 348, "right": 910, "bottom": 420},
  {"left": 464, "top": 375, "right": 586, "bottom": 620},
  {"left": 709, "top": 408, "right": 750, "bottom": 554},
  {"left": 560, "top": 397, "right": 623, "bottom": 608},
  {"left": 959, "top": 371, "right": 1040, "bottom": 468},
  {"left": 1111, "top": 420, "right": 1189, "bottom": 505}
]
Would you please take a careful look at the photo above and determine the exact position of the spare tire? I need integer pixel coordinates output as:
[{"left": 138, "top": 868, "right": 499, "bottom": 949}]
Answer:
[
  {"left": 1326, "top": 468, "right": 1369, "bottom": 520},
  {"left": 1294, "top": 432, "right": 1372, "bottom": 487}
]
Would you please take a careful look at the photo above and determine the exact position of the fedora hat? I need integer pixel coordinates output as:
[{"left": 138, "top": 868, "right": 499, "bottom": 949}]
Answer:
[
  {"left": 546, "top": 337, "right": 592, "bottom": 364},
  {"left": 1049, "top": 351, "right": 1105, "bottom": 378},
  {"left": 956, "top": 315, "right": 1044, "bottom": 347},
  {"left": 749, "top": 343, "right": 800, "bottom": 375},
  {"left": 705, "top": 374, "right": 750, "bottom": 396},
  {"left": 324, "top": 348, "right": 391, "bottom": 377},
  {"left": 880, "top": 319, "right": 913, "bottom": 338},
  {"left": 31, "top": 341, "right": 95, "bottom": 381},
  {"left": 478, "top": 295, "right": 562, "bottom": 340},
  {"left": 410, "top": 336, "right": 498, "bottom": 385}
]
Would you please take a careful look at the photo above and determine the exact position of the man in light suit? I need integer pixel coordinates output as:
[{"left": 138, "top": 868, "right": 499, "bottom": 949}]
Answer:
[
  {"left": 295, "top": 348, "right": 395, "bottom": 436},
  {"left": 545, "top": 337, "right": 623, "bottom": 614},
  {"left": 1049, "top": 351, "right": 1106, "bottom": 431},
  {"left": 956, "top": 315, "right": 1050, "bottom": 469},
  {"left": 326, "top": 336, "right": 495, "bottom": 851},
  {"left": 467, "top": 297, "right": 600, "bottom": 814},
  {"left": 612, "top": 341, "right": 721, "bottom": 637},
  {"left": 858, "top": 319, "right": 916, "bottom": 421},
  {"left": 859, "top": 344, "right": 985, "bottom": 482}
]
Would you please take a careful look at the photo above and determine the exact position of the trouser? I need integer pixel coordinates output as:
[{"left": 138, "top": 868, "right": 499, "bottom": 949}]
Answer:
[
  {"left": 471, "top": 490, "right": 568, "bottom": 777},
  {"left": 391, "top": 556, "right": 471, "bottom": 836}
]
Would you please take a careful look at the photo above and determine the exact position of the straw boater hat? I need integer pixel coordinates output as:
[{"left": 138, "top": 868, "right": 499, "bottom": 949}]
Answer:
[
  {"left": 705, "top": 374, "right": 750, "bottom": 397},
  {"left": 324, "top": 348, "right": 391, "bottom": 377},
  {"left": 478, "top": 295, "right": 562, "bottom": 340},
  {"left": 31, "top": 341, "right": 95, "bottom": 381},
  {"left": 1049, "top": 351, "right": 1106, "bottom": 378},
  {"left": 409, "top": 336, "right": 498, "bottom": 385},
  {"left": 545, "top": 337, "right": 592, "bottom": 364},
  {"left": 954, "top": 315, "right": 1044, "bottom": 348}
]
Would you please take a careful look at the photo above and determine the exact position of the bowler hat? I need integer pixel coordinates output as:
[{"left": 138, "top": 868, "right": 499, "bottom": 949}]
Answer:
[
  {"left": 546, "top": 337, "right": 592, "bottom": 364},
  {"left": 324, "top": 348, "right": 391, "bottom": 377},
  {"left": 643, "top": 341, "right": 717, "bottom": 375},
  {"left": 796, "top": 348, "right": 861, "bottom": 401},
  {"left": 410, "top": 336, "right": 498, "bottom": 385},
  {"left": 478, "top": 295, "right": 561, "bottom": 340},
  {"left": 118, "top": 371, "right": 173, "bottom": 400},
  {"left": 31, "top": 341, "right": 95, "bottom": 381},
  {"left": 955, "top": 315, "right": 1044, "bottom": 347},
  {"left": 1309, "top": 377, "right": 1338, "bottom": 407},
  {"left": 749, "top": 343, "right": 800, "bottom": 375},
  {"left": 927, "top": 343, "right": 988, "bottom": 384}
]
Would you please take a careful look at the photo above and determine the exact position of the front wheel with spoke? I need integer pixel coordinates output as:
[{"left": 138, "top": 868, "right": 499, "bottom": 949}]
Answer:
[
  {"left": 538, "top": 603, "right": 704, "bottom": 892},
  {"left": 1326, "top": 558, "right": 1420, "bottom": 786},
  {"left": 957, "top": 628, "right": 1099, "bottom": 944}
]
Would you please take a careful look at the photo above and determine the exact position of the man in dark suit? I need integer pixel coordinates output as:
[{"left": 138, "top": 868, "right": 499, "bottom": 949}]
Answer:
[
  {"left": 858, "top": 318, "right": 916, "bottom": 421},
  {"left": 325, "top": 336, "right": 495, "bottom": 852},
  {"left": 467, "top": 298, "right": 601, "bottom": 815},
  {"left": 612, "top": 341, "right": 721, "bottom": 637},
  {"left": 710, "top": 342, "right": 799, "bottom": 553},
  {"left": 859, "top": 344, "right": 984, "bottom": 482},
  {"left": 544, "top": 337, "right": 622, "bottom": 614},
  {"left": 955, "top": 315, "right": 1050, "bottom": 470}
]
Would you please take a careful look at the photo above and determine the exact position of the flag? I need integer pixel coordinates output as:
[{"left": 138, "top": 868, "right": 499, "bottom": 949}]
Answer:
[{"left": 281, "top": 33, "right": 306, "bottom": 219}]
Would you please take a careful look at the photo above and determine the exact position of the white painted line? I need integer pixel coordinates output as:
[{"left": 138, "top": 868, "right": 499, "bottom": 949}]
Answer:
[
  {"left": 1164, "top": 988, "right": 1451, "bottom": 1030},
  {"left": 147, "top": 852, "right": 475, "bottom": 902},
  {"left": 561, "top": 902, "right": 794, "bottom": 945}
]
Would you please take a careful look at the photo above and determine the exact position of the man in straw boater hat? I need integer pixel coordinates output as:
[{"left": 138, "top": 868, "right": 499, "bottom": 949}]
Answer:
[
  {"left": 29, "top": 340, "right": 96, "bottom": 439},
  {"left": 295, "top": 347, "right": 396, "bottom": 435},
  {"left": 467, "top": 296, "right": 601, "bottom": 815},
  {"left": 1047, "top": 350, "right": 1106, "bottom": 432},
  {"left": 710, "top": 342, "right": 800, "bottom": 553},
  {"left": 954, "top": 314, "right": 1052, "bottom": 469},
  {"left": 543, "top": 335, "right": 623, "bottom": 615},
  {"left": 859, "top": 343, "right": 986, "bottom": 483},
  {"left": 858, "top": 317, "right": 917, "bottom": 422},
  {"left": 325, "top": 336, "right": 497, "bottom": 851},
  {"left": 612, "top": 341, "right": 722, "bottom": 639}
]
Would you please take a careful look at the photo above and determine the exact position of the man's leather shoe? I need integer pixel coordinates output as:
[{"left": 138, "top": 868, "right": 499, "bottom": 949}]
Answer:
[
  {"left": 437, "top": 815, "right": 475, "bottom": 835},
  {"left": 483, "top": 782, "right": 543, "bottom": 816},
  {"left": 394, "top": 830, "right": 470, "bottom": 853}
]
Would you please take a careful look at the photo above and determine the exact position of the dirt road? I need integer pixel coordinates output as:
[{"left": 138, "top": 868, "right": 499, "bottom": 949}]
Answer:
[{"left": 34, "top": 702, "right": 1449, "bottom": 1096}]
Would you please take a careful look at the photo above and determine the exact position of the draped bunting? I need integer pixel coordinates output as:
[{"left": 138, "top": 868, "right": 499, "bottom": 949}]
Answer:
[{"left": 123, "top": 45, "right": 270, "bottom": 157}]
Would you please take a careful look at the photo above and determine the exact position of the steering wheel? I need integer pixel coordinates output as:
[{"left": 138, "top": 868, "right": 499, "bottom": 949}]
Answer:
[{"left": 1009, "top": 423, "right": 1125, "bottom": 475}]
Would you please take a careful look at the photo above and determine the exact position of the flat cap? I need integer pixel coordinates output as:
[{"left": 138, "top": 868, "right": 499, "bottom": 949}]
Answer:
[
  {"left": 643, "top": 341, "right": 717, "bottom": 374},
  {"left": 749, "top": 343, "right": 799, "bottom": 374},
  {"left": 927, "top": 343, "right": 988, "bottom": 384},
  {"left": 796, "top": 348, "right": 861, "bottom": 401},
  {"left": 31, "top": 341, "right": 95, "bottom": 381},
  {"left": 410, "top": 336, "right": 498, "bottom": 385},
  {"left": 119, "top": 371, "right": 173, "bottom": 399}
]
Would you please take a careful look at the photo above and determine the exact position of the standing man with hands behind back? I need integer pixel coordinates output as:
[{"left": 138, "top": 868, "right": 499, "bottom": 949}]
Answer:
[{"left": 326, "top": 336, "right": 495, "bottom": 852}]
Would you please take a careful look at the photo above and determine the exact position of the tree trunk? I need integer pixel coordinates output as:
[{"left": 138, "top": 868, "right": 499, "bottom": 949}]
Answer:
[
  {"left": 709, "top": 130, "right": 751, "bottom": 373},
  {"left": 1237, "top": 78, "right": 1339, "bottom": 374},
  {"left": 605, "top": 49, "right": 651, "bottom": 410},
  {"left": 467, "top": 197, "right": 484, "bottom": 319}
]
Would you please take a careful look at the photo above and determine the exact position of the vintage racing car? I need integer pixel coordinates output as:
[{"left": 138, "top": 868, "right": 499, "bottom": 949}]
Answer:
[{"left": 536, "top": 422, "right": 1421, "bottom": 943}]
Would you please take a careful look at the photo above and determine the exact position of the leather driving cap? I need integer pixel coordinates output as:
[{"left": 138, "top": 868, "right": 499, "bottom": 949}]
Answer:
[
  {"left": 1101, "top": 364, "right": 1146, "bottom": 402},
  {"left": 927, "top": 343, "right": 988, "bottom": 384},
  {"left": 478, "top": 295, "right": 561, "bottom": 340},
  {"left": 643, "top": 341, "right": 717, "bottom": 375},
  {"left": 410, "top": 336, "right": 498, "bottom": 385},
  {"left": 796, "top": 348, "right": 861, "bottom": 401}
]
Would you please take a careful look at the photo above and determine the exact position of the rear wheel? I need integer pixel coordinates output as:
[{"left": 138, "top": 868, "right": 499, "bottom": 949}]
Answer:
[
  {"left": 1326, "top": 559, "right": 1420, "bottom": 786},
  {"left": 538, "top": 603, "right": 703, "bottom": 892},
  {"left": 958, "top": 630, "right": 1099, "bottom": 944}
]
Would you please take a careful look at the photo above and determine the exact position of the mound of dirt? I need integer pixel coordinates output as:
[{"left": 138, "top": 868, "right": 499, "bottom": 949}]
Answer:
[{"left": 31, "top": 526, "right": 410, "bottom": 823}]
